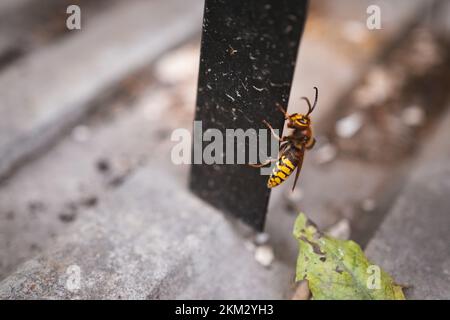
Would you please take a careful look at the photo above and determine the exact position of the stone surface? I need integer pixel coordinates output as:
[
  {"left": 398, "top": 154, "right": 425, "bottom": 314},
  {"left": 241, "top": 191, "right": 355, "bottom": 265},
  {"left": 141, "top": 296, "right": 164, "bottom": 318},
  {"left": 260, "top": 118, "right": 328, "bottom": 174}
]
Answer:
[
  {"left": 0, "top": 164, "right": 291, "bottom": 299},
  {"left": 365, "top": 108, "right": 450, "bottom": 300},
  {"left": 0, "top": 0, "right": 119, "bottom": 58},
  {"left": 0, "top": 0, "right": 33, "bottom": 12},
  {"left": 0, "top": 0, "right": 203, "bottom": 179},
  {"left": 0, "top": 44, "right": 200, "bottom": 279}
]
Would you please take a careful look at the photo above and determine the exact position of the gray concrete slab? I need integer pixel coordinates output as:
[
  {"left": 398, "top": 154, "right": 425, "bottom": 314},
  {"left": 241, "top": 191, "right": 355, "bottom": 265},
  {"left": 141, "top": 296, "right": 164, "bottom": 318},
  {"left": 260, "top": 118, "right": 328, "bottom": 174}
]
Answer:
[
  {"left": 365, "top": 108, "right": 450, "bottom": 300},
  {"left": 0, "top": 163, "right": 292, "bottom": 299},
  {"left": 0, "top": 0, "right": 203, "bottom": 179},
  {"left": 0, "top": 43, "right": 200, "bottom": 279}
]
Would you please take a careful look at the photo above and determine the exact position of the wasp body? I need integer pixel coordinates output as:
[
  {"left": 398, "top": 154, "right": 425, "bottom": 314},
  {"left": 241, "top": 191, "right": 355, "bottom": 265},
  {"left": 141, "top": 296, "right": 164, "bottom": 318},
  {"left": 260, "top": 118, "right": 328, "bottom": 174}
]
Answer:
[{"left": 252, "top": 87, "right": 318, "bottom": 191}]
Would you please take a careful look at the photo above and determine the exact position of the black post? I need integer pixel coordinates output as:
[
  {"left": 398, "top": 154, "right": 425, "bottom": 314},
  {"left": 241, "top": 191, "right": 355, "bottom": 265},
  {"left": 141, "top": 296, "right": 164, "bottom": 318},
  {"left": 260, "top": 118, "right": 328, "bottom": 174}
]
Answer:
[{"left": 190, "top": 0, "right": 308, "bottom": 230}]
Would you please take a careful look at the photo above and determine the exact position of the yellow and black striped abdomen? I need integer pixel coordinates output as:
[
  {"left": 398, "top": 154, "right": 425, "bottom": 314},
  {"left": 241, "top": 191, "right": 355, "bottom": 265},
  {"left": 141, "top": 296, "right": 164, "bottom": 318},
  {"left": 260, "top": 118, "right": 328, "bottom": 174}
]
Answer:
[{"left": 267, "top": 155, "right": 297, "bottom": 188}]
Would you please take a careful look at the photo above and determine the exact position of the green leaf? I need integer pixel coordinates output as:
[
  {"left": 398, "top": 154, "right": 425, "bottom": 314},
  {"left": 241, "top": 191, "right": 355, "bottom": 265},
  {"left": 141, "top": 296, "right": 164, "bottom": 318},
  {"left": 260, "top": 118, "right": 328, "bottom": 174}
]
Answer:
[{"left": 293, "top": 213, "right": 405, "bottom": 300}]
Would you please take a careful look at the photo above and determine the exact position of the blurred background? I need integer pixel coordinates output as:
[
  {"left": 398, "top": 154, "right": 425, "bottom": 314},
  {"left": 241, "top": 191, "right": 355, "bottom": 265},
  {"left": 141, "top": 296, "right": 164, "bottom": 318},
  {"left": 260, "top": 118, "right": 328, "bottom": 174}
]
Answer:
[{"left": 0, "top": 0, "right": 449, "bottom": 299}]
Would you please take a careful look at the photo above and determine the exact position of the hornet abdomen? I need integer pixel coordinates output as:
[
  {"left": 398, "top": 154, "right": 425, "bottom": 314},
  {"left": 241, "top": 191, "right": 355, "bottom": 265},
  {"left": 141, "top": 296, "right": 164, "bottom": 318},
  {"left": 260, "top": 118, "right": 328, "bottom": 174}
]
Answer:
[{"left": 268, "top": 151, "right": 300, "bottom": 188}]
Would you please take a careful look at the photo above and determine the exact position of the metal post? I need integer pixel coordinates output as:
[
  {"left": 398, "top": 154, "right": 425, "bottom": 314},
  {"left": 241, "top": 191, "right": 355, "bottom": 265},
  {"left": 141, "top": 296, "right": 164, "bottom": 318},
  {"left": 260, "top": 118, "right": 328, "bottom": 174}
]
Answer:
[{"left": 190, "top": 0, "right": 308, "bottom": 230}]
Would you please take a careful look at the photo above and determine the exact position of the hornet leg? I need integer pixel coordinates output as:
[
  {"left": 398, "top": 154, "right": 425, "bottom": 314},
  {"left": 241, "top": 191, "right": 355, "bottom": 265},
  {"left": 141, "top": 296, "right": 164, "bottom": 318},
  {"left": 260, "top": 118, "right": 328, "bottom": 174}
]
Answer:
[
  {"left": 248, "top": 158, "right": 278, "bottom": 168},
  {"left": 263, "top": 120, "right": 286, "bottom": 142}
]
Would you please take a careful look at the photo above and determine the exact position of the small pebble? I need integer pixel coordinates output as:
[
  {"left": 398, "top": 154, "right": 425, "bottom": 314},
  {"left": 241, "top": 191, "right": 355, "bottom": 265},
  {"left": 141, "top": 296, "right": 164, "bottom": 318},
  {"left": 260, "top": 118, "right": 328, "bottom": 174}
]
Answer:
[
  {"left": 254, "top": 245, "right": 275, "bottom": 268},
  {"left": 336, "top": 113, "right": 364, "bottom": 138},
  {"left": 315, "top": 143, "right": 338, "bottom": 164},
  {"left": 341, "top": 20, "right": 368, "bottom": 44},
  {"left": 353, "top": 67, "right": 394, "bottom": 107},
  {"left": 59, "top": 211, "right": 77, "bottom": 223},
  {"left": 154, "top": 46, "right": 199, "bottom": 85},
  {"left": 108, "top": 174, "right": 128, "bottom": 187},
  {"left": 28, "top": 200, "right": 46, "bottom": 215},
  {"left": 81, "top": 196, "right": 98, "bottom": 208},
  {"left": 288, "top": 188, "right": 304, "bottom": 203},
  {"left": 326, "top": 219, "right": 351, "bottom": 240},
  {"left": 401, "top": 105, "right": 425, "bottom": 127},
  {"left": 254, "top": 233, "right": 270, "bottom": 245},
  {"left": 59, "top": 202, "right": 78, "bottom": 223},
  {"left": 96, "top": 158, "right": 110, "bottom": 173}
]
